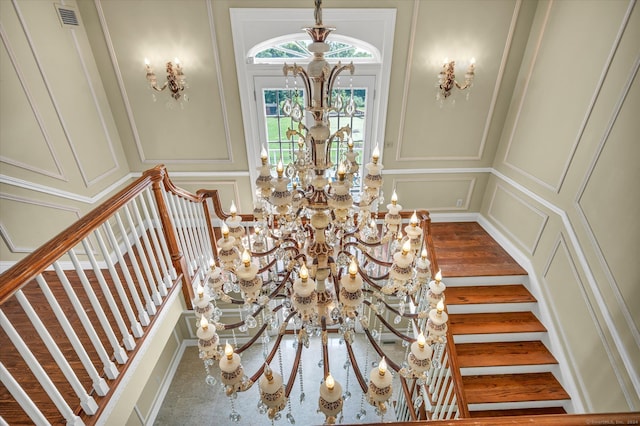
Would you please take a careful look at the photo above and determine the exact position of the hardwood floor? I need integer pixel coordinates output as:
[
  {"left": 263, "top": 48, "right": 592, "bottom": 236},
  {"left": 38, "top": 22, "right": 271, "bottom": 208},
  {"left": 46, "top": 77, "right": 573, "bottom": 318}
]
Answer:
[{"left": 431, "top": 222, "right": 527, "bottom": 277}]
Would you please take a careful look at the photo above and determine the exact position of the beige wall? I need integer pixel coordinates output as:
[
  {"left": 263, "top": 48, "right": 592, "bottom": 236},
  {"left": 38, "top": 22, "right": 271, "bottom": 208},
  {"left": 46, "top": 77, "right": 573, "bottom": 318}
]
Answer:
[{"left": 482, "top": 0, "right": 639, "bottom": 412}]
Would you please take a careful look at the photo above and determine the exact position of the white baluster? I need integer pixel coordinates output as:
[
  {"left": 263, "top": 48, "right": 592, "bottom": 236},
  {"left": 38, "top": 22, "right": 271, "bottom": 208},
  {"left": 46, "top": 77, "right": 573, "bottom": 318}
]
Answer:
[
  {"left": 144, "top": 188, "right": 176, "bottom": 280},
  {"left": 182, "top": 199, "right": 204, "bottom": 271},
  {"left": 193, "top": 201, "right": 214, "bottom": 262},
  {"left": 53, "top": 262, "right": 119, "bottom": 379},
  {"left": 177, "top": 197, "right": 201, "bottom": 273},
  {"left": 0, "top": 310, "right": 84, "bottom": 426},
  {"left": 113, "top": 212, "right": 157, "bottom": 316},
  {"left": 67, "top": 250, "right": 128, "bottom": 364},
  {"left": 165, "top": 191, "right": 195, "bottom": 275},
  {"left": 92, "top": 229, "right": 143, "bottom": 338},
  {"left": 442, "top": 378, "right": 455, "bottom": 419},
  {"left": 129, "top": 199, "right": 166, "bottom": 297},
  {"left": 102, "top": 221, "right": 152, "bottom": 324},
  {"left": 139, "top": 190, "right": 172, "bottom": 289},
  {"left": 35, "top": 275, "right": 109, "bottom": 396},
  {"left": 122, "top": 205, "right": 162, "bottom": 305},
  {"left": 81, "top": 238, "right": 135, "bottom": 350},
  {"left": 15, "top": 290, "right": 99, "bottom": 415},
  {"left": 186, "top": 199, "right": 209, "bottom": 272},
  {"left": 0, "top": 361, "right": 51, "bottom": 425}
]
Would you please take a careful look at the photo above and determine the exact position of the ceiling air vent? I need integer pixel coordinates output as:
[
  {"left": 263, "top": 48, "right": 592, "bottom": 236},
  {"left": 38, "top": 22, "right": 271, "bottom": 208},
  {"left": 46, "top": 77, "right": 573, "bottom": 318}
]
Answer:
[{"left": 54, "top": 3, "right": 80, "bottom": 28}]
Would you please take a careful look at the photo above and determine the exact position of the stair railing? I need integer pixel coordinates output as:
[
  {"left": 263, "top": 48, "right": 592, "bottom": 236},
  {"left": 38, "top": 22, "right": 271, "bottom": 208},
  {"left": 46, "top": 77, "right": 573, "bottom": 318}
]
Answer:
[{"left": 0, "top": 165, "right": 213, "bottom": 424}]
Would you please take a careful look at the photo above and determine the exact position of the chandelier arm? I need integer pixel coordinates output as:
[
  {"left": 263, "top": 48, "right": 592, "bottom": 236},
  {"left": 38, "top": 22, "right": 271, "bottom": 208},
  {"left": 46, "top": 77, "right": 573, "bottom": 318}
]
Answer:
[
  {"left": 321, "top": 317, "right": 330, "bottom": 378},
  {"left": 266, "top": 269, "right": 295, "bottom": 299},
  {"left": 283, "top": 333, "right": 305, "bottom": 397},
  {"left": 221, "top": 305, "right": 265, "bottom": 330},
  {"left": 362, "top": 295, "right": 419, "bottom": 320},
  {"left": 247, "top": 311, "right": 295, "bottom": 384},
  {"left": 150, "top": 81, "right": 169, "bottom": 92},
  {"left": 359, "top": 271, "right": 384, "bottom": 291},
  {"left": 326, "top": 62, "right": 355, "bottom": 99},
  {"left": 344, "top": 338, "right": 368, "bottom": 393},
  {"left": 256, "top": 257, "right": 279, "bottom": 274},
  {"left": 339, "top": 243, "right": 393, "bottom": 268},
  {"left": 235, "top": 305, "right": 285, "bottom": 355},
  {"left": 283, "top": 64, "right": 312, "bottom": 109},
  {"left": 236, "top": 322, "right": 269, "bottom": 354},
  {"left": 371, "top": 308, "right": 415, "bottom": 343},
  {"left": 362, "top": 327, "right": 401, "bottom": 373}
]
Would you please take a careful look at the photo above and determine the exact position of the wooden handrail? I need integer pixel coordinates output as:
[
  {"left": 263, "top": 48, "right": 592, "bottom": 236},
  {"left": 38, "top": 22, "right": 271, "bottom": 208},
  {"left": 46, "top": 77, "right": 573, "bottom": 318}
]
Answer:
[
  {"left": 0, "top": 166, "right": 166, "bottom": 304},
  {"left": 349, "top": 412, "right": 640, "bottom": 426},
  {"left": 422, "top": 213, "right": 470, "bottom": 418}
]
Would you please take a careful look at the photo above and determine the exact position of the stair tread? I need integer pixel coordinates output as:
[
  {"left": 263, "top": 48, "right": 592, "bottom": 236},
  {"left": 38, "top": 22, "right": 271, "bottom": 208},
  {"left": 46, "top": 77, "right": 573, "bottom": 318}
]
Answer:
[
  {"left": 446, "top": 285, "right": 536, "bottom": 305},
  {"left": 470, "top": 407, "right": 567, "bottom": 417},
  {"left": 463, "top": 372, "right": 570, "bottom": 404},
  {"left": 456, "top": 341, "right": 558, "bottom": 367},
  {"left": 449, "top": 312, "right": 546, "bottom": 335}
]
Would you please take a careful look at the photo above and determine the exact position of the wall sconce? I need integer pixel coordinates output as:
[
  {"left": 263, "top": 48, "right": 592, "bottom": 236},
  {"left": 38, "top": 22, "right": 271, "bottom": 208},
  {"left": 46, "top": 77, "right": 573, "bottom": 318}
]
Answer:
[
  {"left": 437, "top": 58, "right": 475, "bottom": 101},
  {"left": 144, "top": 58, "right": 188, "bottom": 102}
]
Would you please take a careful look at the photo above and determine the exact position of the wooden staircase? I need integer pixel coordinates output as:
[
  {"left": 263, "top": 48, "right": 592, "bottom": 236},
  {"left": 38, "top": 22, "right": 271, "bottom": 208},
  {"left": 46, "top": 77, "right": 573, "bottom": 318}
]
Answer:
[{"left": 431, "top": 222, "right": 571, "bottom": 417}]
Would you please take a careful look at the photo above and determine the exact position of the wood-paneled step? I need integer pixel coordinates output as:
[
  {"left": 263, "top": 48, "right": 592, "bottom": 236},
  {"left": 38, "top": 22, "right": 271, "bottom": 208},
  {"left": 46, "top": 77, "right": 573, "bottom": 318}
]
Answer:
[
  {"left": 462, "top": 372, "right": 570, "bottom": 405},
  {"left": 470, "top": 407, "right": 567, "bottom": 417},
  {"left": 456, "top": 341, "right": 558, "bottom": 368},
  {"left": 449, "top": 312, "right": 546, "bottom": 342},
  {"left": 446, "top": 285, "right": 536, "bottom": 305}
]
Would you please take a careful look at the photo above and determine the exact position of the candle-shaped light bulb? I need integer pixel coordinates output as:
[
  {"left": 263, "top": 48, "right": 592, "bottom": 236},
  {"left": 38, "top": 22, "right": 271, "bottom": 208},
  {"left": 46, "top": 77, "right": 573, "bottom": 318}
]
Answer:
[
  {"left": 443, "top": 57, "right": 449, "bottom": 65},
  {"left": 200, "top": 315, "right": 209, "bottom": 331},
  {"left": 277, "top": 159, "right": 284, "bottom": 177},
  {"left": 378, "top": 357, "right": 387, "bottom": 376},
  {"left": 221, "top": 223, "right": 229, "bottom": 239},
  {"left": 370, "top": 218, "right": 377, "bottom": 230},
  {"left": 337, "top": 164, "right": 346, "bottom": 181},
  {"left": 225, "top": 342, "right": 233, "bottom": 360},
  {"left": 298, "top": 136, "right": 305, "bottom": 149},
  {"left": 260, "top": 146, "right": 268, "bottom": 164},
  {"left": 242, "top": 249, "right": 251, "bottom": 267},
  {"left": 174, "top": 57, "right": 180, "bottom": 65},
  {"left": 421, "top": 248, "right": 428, "bottom": 259},
  {"left": 470, "top": 57, "right": 476, "bottom": 65},
  {"left": 391, "top": 190, "right": 398, "bottom": 206},
  {"left": 325, "top": 373, "right": 335, "bottom": 391},
  {"left": 402, "top": 239, "right": 411, "bottom": 256},
  {"left": 348, "top": 258, "right": 358, "bottom": 279},
  {"left": 435, "top": 270, "right": 442, "bottom": 283},
  {"left": 437, "top": 300, "right": 445, "bottom": 314},
  {"left": 197, "top": 284, "right": 204, "bottom": 299},
  {"left": 230, "top": 201, "right": 237, "bottom": 217},
  {"left": 264, "top": 363, "right": 273, "bottom": 382},
  {"left": 372, "top": 144, "right": 380, "bottom": 164},
  {"left": 144, "top": 58, "right": 150, "bottom": 66},
  {"left": 410, "top": 210, "right": 418, "bottom": 227},
  {"left": 348, "top": 136, "right": 354, "bottom": 150},
  {"left": 417, "top": 331, "right": 426, "bottom": 349},
  {"left": 210, "top": 258, "right": 216, "bottom": 270},
  {"left": 299, "top": 263, "right": 309, "bottom": 282}
]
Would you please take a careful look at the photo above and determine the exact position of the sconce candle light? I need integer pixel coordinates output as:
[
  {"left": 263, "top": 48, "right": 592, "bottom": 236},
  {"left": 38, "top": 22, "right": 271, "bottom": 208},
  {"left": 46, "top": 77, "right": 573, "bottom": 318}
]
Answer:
[
  {"left": 144, "top": 58, "right": 188, "bottom": 102},
  {"left": 437, "top": 58, "right": 475, "bottom": 101}
]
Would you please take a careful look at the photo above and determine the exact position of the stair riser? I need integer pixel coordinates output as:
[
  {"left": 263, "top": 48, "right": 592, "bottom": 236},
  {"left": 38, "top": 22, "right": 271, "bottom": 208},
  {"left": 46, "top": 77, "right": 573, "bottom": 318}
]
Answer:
[
  {"left": 441, "top": 275, "right": 528, "bottom": 287},
  {"left": 447, "top": 302, "right": 537, "bottom": 314},
  {"left": 453, "top": 332, "right": 546, "bottom": 344},
  {"left": 461, "top": 364, "right": 558, "bottom": 376},
  {"left": 468, "top": 400, "right": 569, "bottom": 412}
]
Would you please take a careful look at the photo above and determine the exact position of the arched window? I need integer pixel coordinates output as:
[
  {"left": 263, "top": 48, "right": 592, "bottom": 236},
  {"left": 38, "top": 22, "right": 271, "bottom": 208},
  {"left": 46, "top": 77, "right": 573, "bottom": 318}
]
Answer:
[{"left": 248, "top": 34, "right": 379, "bottom": 64}]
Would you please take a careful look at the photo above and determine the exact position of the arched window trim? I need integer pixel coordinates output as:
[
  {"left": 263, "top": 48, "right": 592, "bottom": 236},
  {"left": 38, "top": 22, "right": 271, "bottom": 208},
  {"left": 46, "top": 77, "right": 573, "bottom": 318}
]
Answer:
[{"left": 247, "top": 33, "right": 381, "bottom": 64}]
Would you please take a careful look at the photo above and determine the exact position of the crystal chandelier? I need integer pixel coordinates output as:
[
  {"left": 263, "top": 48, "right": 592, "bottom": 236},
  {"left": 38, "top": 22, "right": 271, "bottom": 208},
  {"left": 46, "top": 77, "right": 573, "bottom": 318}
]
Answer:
[{"left": 193, "top": 1, "right": 449, "bottom": 423}]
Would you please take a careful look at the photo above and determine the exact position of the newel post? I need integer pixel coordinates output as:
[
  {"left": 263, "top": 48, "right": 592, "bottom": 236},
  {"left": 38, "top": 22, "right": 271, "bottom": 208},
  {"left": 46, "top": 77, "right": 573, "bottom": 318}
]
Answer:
[{"left": 149, "top": 167, "right": 195, "bottom": 309}]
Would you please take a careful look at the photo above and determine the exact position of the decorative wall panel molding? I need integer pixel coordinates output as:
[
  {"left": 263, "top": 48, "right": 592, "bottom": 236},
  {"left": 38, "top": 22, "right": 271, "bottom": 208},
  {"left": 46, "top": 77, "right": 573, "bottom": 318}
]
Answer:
[
  {"left": 391, "top": 176, "right": 475, "bottom": 211},
  {"left": 503, "top": 0, "right": 633, "bottom": 193},
  {"left": 0, "top": 193, "right": 81, "bottom": 253},
  {"left": 487, "top": 182, "right": 548, "bottom": 255},
  {"left": 0, "top": 19, "right": 66, "bottom": 181}
]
